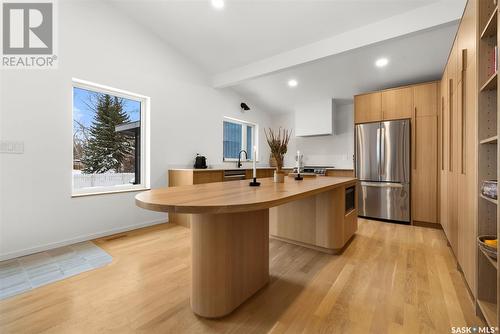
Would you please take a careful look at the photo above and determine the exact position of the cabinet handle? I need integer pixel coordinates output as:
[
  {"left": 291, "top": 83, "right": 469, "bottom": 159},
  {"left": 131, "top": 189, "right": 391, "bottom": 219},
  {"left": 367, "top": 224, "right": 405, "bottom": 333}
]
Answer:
[
  {"left": 413, "top": 107, "right": 417, "bottom": 170},
  {"left": 448, "top": 78, "right": 453, "bottom": 172},
  {"left": 441, "top": 96, "right": 445, "bottom": 171},
  {"left": 461, "top": 49, "right": 467, "bottom": 175}
]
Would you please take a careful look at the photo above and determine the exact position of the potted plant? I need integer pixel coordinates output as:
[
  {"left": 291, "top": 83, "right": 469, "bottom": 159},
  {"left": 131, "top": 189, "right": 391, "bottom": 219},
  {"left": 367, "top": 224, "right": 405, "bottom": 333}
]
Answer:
[{"left": 264, "top": 127, "right": 291, "bottom": 183}]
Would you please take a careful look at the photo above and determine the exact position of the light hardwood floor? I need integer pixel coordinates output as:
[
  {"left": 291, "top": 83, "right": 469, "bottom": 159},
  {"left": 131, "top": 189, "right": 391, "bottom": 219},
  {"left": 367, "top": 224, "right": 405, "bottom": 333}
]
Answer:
[{"left": 0, "top": 219, "right": 482, "bottom": 333}]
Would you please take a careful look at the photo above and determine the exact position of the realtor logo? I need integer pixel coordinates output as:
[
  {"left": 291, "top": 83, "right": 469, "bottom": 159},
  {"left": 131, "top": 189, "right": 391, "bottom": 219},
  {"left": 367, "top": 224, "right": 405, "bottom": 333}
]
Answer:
[{"left": 2, "top": 0, "right": 57, "bottom": 68}]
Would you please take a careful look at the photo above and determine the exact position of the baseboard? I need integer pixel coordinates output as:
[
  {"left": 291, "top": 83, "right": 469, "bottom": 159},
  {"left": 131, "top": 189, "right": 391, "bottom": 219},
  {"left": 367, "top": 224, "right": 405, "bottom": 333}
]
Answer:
[
  {"left": 270, "top": 235, "right": 339, "bottom": 254},
  {"left": 0, "top": 218, "right": 168, "bottom": 261},
  {"left": 413, "top": 220, "right": 443, "bottom": 229}
]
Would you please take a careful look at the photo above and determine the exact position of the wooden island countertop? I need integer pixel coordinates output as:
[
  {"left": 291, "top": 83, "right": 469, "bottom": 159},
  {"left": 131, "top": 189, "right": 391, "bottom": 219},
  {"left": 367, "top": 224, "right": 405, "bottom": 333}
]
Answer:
[
  {"left": 135, "top": 176, "right": 357, "bottom": 319},
  {"left": 136, "top": 176, "right": 356, "bottom": 214}
]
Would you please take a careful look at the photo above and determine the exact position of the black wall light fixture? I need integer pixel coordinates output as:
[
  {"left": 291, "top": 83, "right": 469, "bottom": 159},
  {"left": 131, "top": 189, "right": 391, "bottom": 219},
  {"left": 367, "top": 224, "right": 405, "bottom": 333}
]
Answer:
[{"left": 240, "top": 102, "right": 250, "bottom": 111}]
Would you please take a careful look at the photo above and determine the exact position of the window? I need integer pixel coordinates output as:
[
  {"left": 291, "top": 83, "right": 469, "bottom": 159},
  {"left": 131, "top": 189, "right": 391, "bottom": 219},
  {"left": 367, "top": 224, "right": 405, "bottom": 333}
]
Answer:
[
  {"left": 72, "top": 79, "right": 150, "bottom": 196},
  {"left": 223, "top": 117, "right": 257, "bottom": 161}
]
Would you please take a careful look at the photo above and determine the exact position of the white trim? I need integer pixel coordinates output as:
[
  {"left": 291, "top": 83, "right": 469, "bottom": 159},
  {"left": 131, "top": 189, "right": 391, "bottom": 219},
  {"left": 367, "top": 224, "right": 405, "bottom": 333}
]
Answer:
[
  {"left": 0, "top": 218, "right": 167, "bottom": 261},
  {"left": 71, "top": 78, "right": 151, "bottom": 197},
  {"left": 71, "top": 186, "right": 150, "bottom": 198},
  {"left": 72, "top": 78, "right": 149, "bottom": 100}
]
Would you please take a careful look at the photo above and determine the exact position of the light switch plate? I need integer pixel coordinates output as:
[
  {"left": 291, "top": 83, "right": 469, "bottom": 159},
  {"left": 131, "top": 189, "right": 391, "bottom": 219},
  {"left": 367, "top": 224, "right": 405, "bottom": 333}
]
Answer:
[{"left": 0, "top": 140, "right": 24, "bottom": 154}]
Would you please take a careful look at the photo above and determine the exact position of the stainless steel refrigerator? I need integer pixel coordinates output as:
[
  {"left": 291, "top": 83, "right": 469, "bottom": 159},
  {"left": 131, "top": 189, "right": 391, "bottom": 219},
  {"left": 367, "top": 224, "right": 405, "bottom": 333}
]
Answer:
[{"left": 355, "top": 120, "right": 410, "bottom": 223}]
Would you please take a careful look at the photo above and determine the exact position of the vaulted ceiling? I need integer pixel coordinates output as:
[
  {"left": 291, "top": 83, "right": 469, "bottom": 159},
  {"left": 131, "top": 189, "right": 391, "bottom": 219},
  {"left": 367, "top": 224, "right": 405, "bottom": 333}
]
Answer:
[{"left": 109, "top": 0, "right": 466, "bottom": 114}]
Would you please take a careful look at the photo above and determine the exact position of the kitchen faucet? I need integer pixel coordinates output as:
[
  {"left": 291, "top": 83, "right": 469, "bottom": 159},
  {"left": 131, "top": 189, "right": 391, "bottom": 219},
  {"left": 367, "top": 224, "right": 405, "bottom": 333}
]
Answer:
[{"left": 237, "top": 150, "right": 248, "bottom": 168}]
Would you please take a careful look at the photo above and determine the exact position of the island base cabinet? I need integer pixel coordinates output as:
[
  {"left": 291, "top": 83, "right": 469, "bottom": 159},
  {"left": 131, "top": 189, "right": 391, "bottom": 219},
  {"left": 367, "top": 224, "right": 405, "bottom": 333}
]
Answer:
[
  {"left": 190, "top": 209, "right": 270, "bottom": 318},
  {"left": 269, "top": 183, "right": 357, "bottom": 253}
]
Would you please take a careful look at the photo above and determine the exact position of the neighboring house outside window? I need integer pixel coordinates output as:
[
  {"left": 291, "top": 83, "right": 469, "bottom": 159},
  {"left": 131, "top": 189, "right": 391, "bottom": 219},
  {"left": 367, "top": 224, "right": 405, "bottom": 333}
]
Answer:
[
  {"left": 72, "top": 79, "right": 150, "bottom": 196},
  {"left": 223, "top": 117, "right": 257, "bottom": 161}
]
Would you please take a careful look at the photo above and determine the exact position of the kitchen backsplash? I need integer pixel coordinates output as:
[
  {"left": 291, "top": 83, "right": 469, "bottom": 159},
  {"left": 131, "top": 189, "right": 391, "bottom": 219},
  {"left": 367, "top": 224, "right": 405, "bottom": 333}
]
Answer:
[{"left": 274, "top": 103, "right": 354, "bottom": 169}]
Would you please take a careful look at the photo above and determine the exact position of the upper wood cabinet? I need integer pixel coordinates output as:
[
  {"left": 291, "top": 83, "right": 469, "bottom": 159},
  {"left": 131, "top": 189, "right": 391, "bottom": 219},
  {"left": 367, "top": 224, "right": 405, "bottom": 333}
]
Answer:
[
  {"left": 381, "top": 87, "right": 413, "bottom": 120},
  {"left": 354, "top": 92, "right": 381, "bottom": 123},
  {"left": 414, "top": 83, "right": 438, "bottom": 117}
]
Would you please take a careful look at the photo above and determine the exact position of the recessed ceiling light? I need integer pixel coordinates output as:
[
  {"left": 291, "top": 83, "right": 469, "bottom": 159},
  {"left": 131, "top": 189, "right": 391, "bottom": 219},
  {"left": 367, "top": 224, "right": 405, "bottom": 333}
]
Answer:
[
  {"left": 211, "top": 0, "right": 224, "bottom": 10},
  {"left": 375, "top": 58, "right": 389, "bottom": 68},
  {"left": 288, "top": 79, "right": 298, "bottom": 87}
]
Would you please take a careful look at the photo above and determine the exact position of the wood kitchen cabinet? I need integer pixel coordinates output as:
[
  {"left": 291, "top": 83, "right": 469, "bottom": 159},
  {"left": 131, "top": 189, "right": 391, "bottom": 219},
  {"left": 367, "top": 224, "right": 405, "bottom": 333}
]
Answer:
[
  {"left": 381, "top": 87, "right": 413, "bottom": 120},
  {"left": 325, "top": 169, "right": 355, "bottom": 177},
  {"left": 412, "top": 82, "right": 438, "bottom": 225},
  {"left": 438, "top": 0, "right": 478, "bottom": 301},
  {"left": 354, "top": 92, "right": 381, "bottom": 123},
  {"left": 245, "top": 169, "right": 274, "bottom": 179},
  {"left": 439, "top": 71, "right": 449, "bottom": 236}
]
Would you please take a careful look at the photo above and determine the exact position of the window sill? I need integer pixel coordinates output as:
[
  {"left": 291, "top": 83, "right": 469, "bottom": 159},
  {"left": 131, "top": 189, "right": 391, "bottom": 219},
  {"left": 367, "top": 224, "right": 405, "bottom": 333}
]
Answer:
[
  {"left": 72, "top": 186, "right": 150, "bottom": 198},
  {"left": 223, "top": 159, "right": 260, "bottom": 162}
]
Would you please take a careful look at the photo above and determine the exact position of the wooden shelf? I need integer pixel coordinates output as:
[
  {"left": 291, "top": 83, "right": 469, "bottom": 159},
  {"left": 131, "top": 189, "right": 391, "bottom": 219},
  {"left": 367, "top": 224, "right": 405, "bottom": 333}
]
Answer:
[
  {"left": 478, "top": 299, "right": 498, "bottom": 328},
  {"left": 480, "top": 135, "right": 498, "bottom": 144},
  {"left": 480, "top": 194, "right": 498, "bottom": 205},
  {"left": 479, "top": 246, "right": 498, "bottom": 269},
  {"left": 481, "top": 6, "right": 498, "bottom": 39},
  {"left": 480, "top": 72, "right": 498, "bottom": 91}
]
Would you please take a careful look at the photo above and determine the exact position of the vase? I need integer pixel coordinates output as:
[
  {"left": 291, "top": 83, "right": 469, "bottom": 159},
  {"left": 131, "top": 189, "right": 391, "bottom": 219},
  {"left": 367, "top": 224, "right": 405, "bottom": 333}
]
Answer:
[
  {"left": 274, "top": 171, "right": 285, "bottom": 183},
  {"left": 269, "top": 155, "right": 277, "bottom": 168}
]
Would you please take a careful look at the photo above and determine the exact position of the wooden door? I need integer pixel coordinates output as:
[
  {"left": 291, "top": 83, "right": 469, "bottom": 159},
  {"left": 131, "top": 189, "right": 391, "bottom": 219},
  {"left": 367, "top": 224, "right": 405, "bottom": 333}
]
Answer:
[
  {"left": 382, "top": 87, "right": 413, "bottom": 120},
  {"left": 412, "top": 83, "right": 438, "bottom": 224},
  {"left": 354, "top": 92, "right": 382, "bottom": 123},
  {"left": 457, "top": 0, "right": 477, "bottom": 295}
]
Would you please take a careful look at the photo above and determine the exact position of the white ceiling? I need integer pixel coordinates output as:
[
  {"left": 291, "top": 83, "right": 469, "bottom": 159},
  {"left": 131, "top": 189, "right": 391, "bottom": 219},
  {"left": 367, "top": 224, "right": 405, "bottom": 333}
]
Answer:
[
  {"left": 109, "top": 0, "right": 442, "bottom": 74},
  {"left": 108, "top": 0, "right": 464, "bottom": 116},
  {"left": 231, "top": 22, "right": 459, "bottom": 114}
]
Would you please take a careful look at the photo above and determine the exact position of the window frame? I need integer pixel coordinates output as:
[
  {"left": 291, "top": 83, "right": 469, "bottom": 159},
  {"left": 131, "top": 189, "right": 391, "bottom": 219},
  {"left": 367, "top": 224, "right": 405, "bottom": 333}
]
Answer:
[
  {"left": 222, "top": 116, "right": 259, "bottom": 162},
  {"left": 71, "top": 78, "right": 151, "bottom": 197}
]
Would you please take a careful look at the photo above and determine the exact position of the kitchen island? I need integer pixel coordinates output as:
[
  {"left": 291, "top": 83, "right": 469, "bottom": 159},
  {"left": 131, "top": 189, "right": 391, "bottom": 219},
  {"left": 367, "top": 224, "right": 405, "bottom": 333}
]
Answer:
[{"left": 136, "top": 176, "right": 357, "bottom": 318}]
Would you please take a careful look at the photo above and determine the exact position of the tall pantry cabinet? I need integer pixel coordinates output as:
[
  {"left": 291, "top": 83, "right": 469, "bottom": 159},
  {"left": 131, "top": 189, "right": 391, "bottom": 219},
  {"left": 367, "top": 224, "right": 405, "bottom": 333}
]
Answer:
[
  {"left": 441, "top": 0, "right": 500, "bottom": 327},
  {"left": 440, "top": 0, "right": 476, "bottom": 295}
]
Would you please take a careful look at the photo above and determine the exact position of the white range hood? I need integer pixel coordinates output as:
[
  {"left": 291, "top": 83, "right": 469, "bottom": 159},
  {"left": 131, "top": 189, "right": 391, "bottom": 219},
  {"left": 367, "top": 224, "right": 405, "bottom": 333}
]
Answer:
[{"left": 294, "top": 99, "right": 334, "bottom": 137}]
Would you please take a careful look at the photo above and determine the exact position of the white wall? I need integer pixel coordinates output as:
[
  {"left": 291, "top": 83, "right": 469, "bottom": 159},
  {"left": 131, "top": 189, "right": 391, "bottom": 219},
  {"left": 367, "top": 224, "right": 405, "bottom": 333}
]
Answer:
[
  {"left": 273, "top": 103, "right": 354, "bottom": 168},
  {"left": 0, "top": 0, "right": 272, "bottom": 260}
]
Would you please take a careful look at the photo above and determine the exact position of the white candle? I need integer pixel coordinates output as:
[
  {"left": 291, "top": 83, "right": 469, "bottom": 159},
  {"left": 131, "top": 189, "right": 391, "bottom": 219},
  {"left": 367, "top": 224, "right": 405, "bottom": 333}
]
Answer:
[
  {"left": 296, "top": 151, "right": 300, "bottom": 169},
  {"left": 253, "top": 146, "right": 257, "bottom": 178}
]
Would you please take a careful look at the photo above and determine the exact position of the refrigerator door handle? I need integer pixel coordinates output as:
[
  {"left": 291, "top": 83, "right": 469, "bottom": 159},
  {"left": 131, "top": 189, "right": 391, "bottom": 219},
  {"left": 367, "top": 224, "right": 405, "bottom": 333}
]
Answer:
[
  {"left": 380, "top": 126, "right": 386, "bottom": 177},
  {"left": 361, "top": 181, "right": 404, "bottom": 188},
  {"left": 376, "top": 126, "right": 381, "bottom": 177}
]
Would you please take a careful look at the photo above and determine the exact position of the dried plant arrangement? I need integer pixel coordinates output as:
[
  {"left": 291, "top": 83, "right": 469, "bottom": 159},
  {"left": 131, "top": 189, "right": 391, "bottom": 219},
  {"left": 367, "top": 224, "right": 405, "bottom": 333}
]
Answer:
[{"left": 264, "top": 127, "right": 292, "bottom": 173}]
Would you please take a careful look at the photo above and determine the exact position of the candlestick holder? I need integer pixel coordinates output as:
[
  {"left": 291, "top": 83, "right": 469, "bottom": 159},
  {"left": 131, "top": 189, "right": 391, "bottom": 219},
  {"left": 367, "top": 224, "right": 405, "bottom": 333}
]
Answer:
[
  {"left": 295, "top": 173, "right": 303, "bottom": 181},
  {"left": 249, "top": 177, "right": 261, "bottom": 187}
]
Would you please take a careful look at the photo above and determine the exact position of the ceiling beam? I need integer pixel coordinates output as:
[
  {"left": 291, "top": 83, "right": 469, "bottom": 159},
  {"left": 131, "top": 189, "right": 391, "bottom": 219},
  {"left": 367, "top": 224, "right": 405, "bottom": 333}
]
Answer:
[{"left": 212, "top": 0, "right": 465, "bottom": 88}]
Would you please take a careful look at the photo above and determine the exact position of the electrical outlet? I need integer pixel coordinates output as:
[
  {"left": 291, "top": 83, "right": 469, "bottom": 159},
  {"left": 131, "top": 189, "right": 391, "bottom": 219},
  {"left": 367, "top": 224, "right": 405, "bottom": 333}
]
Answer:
[{"left": 0, "top": 140, "right": 24, "bottom": 154}]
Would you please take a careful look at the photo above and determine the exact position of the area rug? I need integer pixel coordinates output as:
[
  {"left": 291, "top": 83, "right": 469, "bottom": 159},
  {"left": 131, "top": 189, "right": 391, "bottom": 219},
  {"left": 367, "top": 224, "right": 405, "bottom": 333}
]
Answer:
[{"left": 0, "top": 241, "right": 112, "bottom": 300}]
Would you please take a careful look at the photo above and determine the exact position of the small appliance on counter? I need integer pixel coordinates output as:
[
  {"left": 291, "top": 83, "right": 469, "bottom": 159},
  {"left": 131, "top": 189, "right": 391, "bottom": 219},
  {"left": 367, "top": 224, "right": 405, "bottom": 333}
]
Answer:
[{"left": 194, "top": 154, "right": 208, "bottom": 169}]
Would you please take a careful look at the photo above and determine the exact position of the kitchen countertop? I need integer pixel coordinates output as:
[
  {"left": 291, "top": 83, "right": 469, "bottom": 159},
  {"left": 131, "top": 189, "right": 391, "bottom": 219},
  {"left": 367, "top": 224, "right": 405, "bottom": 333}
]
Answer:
[
  {"left": 136, "top": 176, "right": 357, "bottom": 214},
  {"left": 282, "top": 167, "right": 354, "bottom": 171},
  {"left": 169, "top": 167, "right": 354, "bottom": 172},
  {"left": 169, "top": 167, "right": 276, "bottom": 172}
]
